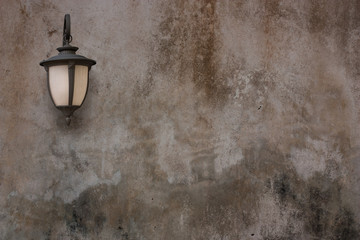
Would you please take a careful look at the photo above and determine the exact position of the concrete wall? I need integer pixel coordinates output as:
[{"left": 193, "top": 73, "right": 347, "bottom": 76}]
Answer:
[{"left": 1, "top": 0, "right": 360, "bottom": 239}]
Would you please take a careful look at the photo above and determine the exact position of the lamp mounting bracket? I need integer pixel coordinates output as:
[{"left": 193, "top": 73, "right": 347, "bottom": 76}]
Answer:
[{"left": 63, "top": 14, "right": 72, "bottom": 46}]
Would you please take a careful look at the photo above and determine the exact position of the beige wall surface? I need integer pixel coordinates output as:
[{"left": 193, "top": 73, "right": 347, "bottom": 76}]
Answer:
[{"left": 1, "top": 0, "right": 360, "bottom": 239}]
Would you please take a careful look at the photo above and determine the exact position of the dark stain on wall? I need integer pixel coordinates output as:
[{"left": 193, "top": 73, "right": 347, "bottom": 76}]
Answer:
[
  {"left": 308, "top": 0, "right": 327, "bottom": 33},
  {"left": 333, "top": 208, "right": 359, "bottom": 240},
  {"left": 264, "top": 0, "right": 283, "bottom": 20},
  {"left": 191, "top": 0, "right": 230, "bottom": 106},
  {"left": 264, "top": 169, "right": 360, "bottom": 239},
  {"left": 141, "top": 0, "right": 230, "bottom": 106},
  {"left": 64, "top": 184, "right": 114, "bottom": 237},
  {"left": 4, "top": 140, "right": 360, "bottom": 239},
  {"left": 273, "top": 174, "right": 294, "bottom": 204}
]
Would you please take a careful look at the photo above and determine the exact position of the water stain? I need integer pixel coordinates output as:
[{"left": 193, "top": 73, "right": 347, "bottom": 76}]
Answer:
[
  {"left": 134, "top": 72, "right": 154, "bottom": 97},
  {"left": 308, "top": 0, "right": 327, "bottom": 33},
  {"left": 264, "top": 0, "right": 283, "bottom": 20},
  {"left": 191, "top": 0, "right": 230, "bottom": 106},
  {"left": 145, "top": 0, "right": 230, "bottom": 106}
]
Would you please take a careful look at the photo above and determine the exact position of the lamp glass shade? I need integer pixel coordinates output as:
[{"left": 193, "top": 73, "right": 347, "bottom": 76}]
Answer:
[
  {"left": 73, "top": 65, "right": 88, "bottom": 106},
  {"left": 48, "top": 64, "right": 89, "bottom": 107},
  {"left": 49, "top": 65, "right": 69, "bottom": 106}
]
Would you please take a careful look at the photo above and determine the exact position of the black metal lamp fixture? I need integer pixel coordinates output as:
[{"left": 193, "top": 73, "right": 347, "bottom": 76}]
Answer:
[{"left": 40, "top": 14, "right": 96, "bottom": 125}]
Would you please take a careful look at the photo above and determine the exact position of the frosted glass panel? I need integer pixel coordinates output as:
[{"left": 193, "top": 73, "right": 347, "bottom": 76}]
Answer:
[
  {"left": 49, "top": 65, "right": 69, "bottom": 106},
  {"left": 73, "top": 65, "right": 88, "bottom": 106}
]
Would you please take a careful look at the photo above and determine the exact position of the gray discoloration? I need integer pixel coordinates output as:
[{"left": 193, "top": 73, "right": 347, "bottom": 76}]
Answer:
[{"left": 1, "top": 0, "right": 360, "bottom": 239}]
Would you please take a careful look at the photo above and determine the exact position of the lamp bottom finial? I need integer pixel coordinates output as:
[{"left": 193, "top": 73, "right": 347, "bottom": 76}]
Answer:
[{"left": 66, "top": 116, "right": 71, "bottom": 126}]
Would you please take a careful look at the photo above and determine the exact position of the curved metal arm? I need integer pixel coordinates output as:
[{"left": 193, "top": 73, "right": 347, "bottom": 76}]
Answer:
[{"left": 63, "top": 14, "right": 72, "bottom": 46}]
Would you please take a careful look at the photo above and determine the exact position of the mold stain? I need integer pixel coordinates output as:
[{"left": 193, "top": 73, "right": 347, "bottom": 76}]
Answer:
[
  {"left": 67, "top": 209, "right": 86, "bottom": 234},
  {"left": 332, "top": 208, "right": 359, "bottom": 240},
  {"left": 269, "top": 172, "right": 360, "bottom": 239},
  {"left": 64, "top": 184, "right": 112, "bottom": 237},
  {"left": 117, "top": 218, "right": 130, "bottom": 240},
  {"left": 273, "top": 174, "right": 294, "bottom": 204},
  {"left": 241, "top": 141, "right": 360, "bottom": 239}
]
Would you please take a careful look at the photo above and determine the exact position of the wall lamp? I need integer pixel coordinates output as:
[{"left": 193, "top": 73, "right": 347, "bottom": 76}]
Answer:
[{"left": 40, "top": 14, "right": 96, "bottom": 125}]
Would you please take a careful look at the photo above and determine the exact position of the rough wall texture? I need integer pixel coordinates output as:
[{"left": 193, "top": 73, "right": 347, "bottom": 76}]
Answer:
[{"left": 1, "top": 0, "right": 360, "bottom": 239}]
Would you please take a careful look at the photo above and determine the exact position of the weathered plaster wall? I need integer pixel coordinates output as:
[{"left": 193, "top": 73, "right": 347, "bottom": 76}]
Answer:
[{"left": 1, "top": 0, "right": 360, "bottom": 239}]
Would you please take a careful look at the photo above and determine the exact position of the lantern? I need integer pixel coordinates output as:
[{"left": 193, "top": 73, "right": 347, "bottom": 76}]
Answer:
[{"left": 40, "top": 14, "right": 96, "bottom": 125}]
